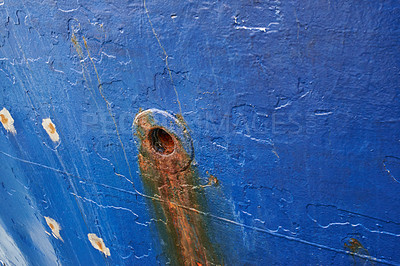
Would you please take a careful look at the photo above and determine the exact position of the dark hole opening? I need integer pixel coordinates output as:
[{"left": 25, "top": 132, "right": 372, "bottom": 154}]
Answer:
[{"left": 149, "top": 128, "right": 175, "bottom": 155}]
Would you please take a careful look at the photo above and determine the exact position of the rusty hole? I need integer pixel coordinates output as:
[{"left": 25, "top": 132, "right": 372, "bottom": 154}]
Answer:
[{"left": 149, "top": 128, "right": 175, "bottom": 155}]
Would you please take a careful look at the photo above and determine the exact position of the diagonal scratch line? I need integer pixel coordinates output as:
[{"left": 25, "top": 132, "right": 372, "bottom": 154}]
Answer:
[
  {"left": 143, "top": 0, "right": 182, "bottom": 115},
  {"left": 0, "top": 151, "right": 73, "bottom": 176},
  {"left": 71, "top": 30, "right": 100, "bottom": 109},
  {"left": 383, "top": 156, "right": 400, "bottom": 183},
  {"left": 80, "top": 36, "right": 135, "bottom": 187},
  {"left": 1, "top": 151, "right": 397, "bottom": 265}
]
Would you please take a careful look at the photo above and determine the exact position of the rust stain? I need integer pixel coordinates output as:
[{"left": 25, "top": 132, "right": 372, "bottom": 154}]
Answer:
[
  {"left": 71, "top": 33, "right": 83, "bottom": 57},
  {"left": 135, "top": 110, "right": 220, "bottom": 265},
  {"left": 48, "top": 122, "right": 56, "bottom": 134},
  {"left": 0, "top": 114, "right": 8, "bottom": 124},
  {"left": 344, "top": 238, "right": 365, "bottom": 253},
  {"left": 205, "top": 171, "right": 219, "bottom": 187},
  {"left": 88, "top": 233, "right": 111, "bottom": 257}
]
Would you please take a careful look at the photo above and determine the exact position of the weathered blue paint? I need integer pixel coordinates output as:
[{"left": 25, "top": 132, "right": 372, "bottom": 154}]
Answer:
[{"left": 0, "top": 0, "right": 399, "bottom": 265}]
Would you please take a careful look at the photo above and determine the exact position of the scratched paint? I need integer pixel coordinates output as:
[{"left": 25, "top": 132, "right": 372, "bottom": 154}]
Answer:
[
  {"left": 134, "top": 109, "right": 219, "bottom": 265},
  {"left": 0, "top": 108, "right": 16, "bottom": 135},
  {"left": 87, "top": 233, "right": 110, "bottom": 257},
  {"left": 41, "top": 118, "right": 60, "bottom": 142}
]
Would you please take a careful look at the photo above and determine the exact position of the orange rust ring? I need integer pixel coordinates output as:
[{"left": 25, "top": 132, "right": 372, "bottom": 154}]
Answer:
[{"left": 134, "top": 109, "right": 193, "bottom": 174}]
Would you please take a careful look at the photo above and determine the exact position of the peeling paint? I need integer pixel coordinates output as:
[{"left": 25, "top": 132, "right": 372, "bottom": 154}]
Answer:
[
  {"left": 41, "top": 118, "right": 60, "bottom": 142},
  {"left": 87, "top": 233, "right": 110, "bottom": 257},
  {"left": 0, "top": 108, "right": 16, "bottom": 135},
  {"left": 44, "top": 217, "right": 63, "bottom": 242}
]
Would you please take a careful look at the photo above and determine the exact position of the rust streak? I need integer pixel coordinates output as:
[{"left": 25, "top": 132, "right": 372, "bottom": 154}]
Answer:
[{"left": 135, "top": 110, "right": 219, "bottom": 265}]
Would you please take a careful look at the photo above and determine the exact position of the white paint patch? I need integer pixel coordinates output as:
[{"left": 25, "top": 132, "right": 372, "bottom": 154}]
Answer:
[
  {"left": 44, "top": 217, "right": 64, "bottom": 242},
  {"left": 234, "top": 23, "right": 280, "bottom": 34},
  {"left": 314, "top": 111, "right": 333, "bottom": 116},
  {"left": 234, "top": 7, "right": 281, "bottom": 34},
  {"left": 88, "top": 233, "right": 110, "bottom": 257},
  {"left": 235, "top": 25, "right": 268, "bottom": 32},
  {"left": 42, "top": 118, "right": 60, "bottom": 142},
  {"left": 0, "top": 108, "right": 17, "bottom": 135}
]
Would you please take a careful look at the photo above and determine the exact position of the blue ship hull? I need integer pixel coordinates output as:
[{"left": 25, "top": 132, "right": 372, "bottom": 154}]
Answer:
[{"left": 0, "top": 1, "right": 399, "bottom": 265}]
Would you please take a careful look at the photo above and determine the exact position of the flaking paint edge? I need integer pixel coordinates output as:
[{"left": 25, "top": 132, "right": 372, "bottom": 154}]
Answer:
[
  {"left": 44, "top": 217, "right": 64, "bottom": 242},
  {"left": 88, "top": 233, "right": 110, "bottom": 257},
  {"left": 42, "top": 118, "right": 60, "bottom": 142},
  {"left": 0, "top": 108, "right": 17, "bottom": 135}
]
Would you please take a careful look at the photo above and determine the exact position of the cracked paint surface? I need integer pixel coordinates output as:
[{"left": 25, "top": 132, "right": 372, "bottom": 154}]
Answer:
[{"left": 0, "top": 0, "right": 399, "bottom": 265}]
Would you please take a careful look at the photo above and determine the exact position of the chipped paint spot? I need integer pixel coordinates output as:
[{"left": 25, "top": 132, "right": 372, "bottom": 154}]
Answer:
[
  {"left": 201, "top": 171, "right": 219, "bottom": 188},
  {"left": 42, "top": 118, "right": 60, "bottom": 142},
  {"left": 44, "top": 217, "right": 64, "bottom": 242},
  {"left": 344, "top": 238, "right": 372, "bottom": 263},
  {"left": 0, "top": 108, "right": 17, "bottom": 135},
  {"left": 234, "top": 18, "right": 280, "bottom": 34},
  {"left": 344, "top": 238, "right": 367, "bottom": 253},
  {"left": 88, "top": 233, "right": 110, "bottom": 257}
]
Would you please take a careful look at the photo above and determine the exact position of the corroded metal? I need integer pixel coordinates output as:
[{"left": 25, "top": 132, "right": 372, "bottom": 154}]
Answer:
[{"left": 134, "top": 109, "right": 219, "bottom": 266}]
